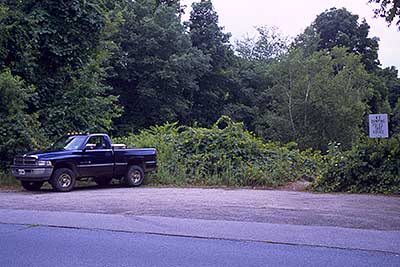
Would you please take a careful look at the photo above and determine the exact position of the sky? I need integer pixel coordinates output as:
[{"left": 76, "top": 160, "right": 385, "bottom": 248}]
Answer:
[{"left": 181, "top": 0, "right": 400, "bottom": 71}]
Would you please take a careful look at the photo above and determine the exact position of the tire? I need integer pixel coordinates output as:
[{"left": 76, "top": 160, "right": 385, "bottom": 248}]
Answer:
[
  {"left": 21, "top": 181, "right": 44, "bottom": 191},
  {"left": 50, "top": 168, "right": 76, "bottom": 192},
  {"left": 94, "top": 177, "right": 113, "bottom": 186},
  {"left": 124, "top": 165, "right": 145, "bottom": 187}
]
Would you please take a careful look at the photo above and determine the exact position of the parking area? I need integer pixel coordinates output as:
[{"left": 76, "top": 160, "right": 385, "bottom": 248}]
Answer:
[{"left": 0, "top": 186, "right": 399, "bottom": 230}]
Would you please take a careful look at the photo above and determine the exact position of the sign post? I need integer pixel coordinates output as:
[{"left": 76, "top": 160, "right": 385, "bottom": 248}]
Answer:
[{"left": 369, "top": 114, "right": 389, "bottom": 139}]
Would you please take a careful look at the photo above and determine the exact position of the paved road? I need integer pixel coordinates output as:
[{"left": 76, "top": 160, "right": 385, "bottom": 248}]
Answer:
[
  {"left": 0, "top": 186, "right": 399, "bottom": 230},
  {"left": 1, "top": 223, "right": 399, "bottom": 267},
  {"left": 0, "top": 187, "right": 399, "bottom": 266}
]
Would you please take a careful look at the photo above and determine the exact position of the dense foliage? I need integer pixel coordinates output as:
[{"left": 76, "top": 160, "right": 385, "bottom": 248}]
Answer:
[
  {"left": 0, "top": 0, "right": 399, "bottom": 193},
  {"left": 260, "top": 47, "right": 370, "bottom": 150},
  {"left": 0, "top": 70, "right": 43, "bottom": 169},
  {"left": 314, "top": 136, "right": 400, "bottom": 194},
  {"left": 115, "top": 118, "right": 399, "bottom": 194},
  {"left": 115, "top": 117, "right": 322, "bottom": 187}
]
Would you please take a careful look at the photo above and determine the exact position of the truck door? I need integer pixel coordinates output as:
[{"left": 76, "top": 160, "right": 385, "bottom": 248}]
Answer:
[{"left": 78, "top": 136, "right": 114, "bottom": 178}]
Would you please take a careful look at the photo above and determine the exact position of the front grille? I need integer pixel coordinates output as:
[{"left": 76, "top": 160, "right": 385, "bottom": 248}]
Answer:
[{"left": 14, "top": 156, "right": 37, "bottom": 166}]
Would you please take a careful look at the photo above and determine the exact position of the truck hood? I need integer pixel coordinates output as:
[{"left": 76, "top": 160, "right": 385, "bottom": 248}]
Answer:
[{"left": 26, "top": 150, "right": 76, "bottom": 160}]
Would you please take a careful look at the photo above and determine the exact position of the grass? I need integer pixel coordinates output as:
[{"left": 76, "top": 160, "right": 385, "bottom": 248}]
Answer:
[{"left": 0, "top": 171, "right": 18, "bottom": 187}]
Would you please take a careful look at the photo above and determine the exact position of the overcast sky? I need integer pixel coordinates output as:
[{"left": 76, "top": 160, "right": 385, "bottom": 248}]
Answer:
[{"left": 181, "top": 0, "right": 400, "bottom": 71}]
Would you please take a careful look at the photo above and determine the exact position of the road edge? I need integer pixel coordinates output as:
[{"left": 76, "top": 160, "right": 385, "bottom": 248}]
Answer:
[{"left": 0, "top": 208, "right": 399, "bottom": 255}]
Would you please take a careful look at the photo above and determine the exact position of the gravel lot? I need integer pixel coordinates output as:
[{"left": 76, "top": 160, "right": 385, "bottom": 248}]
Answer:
[{"left": 0, "top": 186, "right": 399, "bottom": 230}]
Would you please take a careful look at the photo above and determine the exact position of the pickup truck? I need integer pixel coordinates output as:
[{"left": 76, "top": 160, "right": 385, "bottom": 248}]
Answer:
[{"left": 11, "top": 133, "right": 157, "bottom": 192}]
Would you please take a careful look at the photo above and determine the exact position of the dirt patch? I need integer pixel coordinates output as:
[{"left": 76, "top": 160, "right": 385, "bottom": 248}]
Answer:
[{"left": 277, "top": 180, "right": 312, "bottom": 191}]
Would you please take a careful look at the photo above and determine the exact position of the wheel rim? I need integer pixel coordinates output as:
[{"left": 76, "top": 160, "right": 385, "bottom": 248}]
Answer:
[
  {"left": 58, "top": 173, "right": 72, "bottom": 188},
  {"left": 130, "top": 170, "right": 142, "bottom": 184}
]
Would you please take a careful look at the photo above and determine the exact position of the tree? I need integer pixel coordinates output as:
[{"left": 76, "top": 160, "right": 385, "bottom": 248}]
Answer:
[
  {"left": 186, "top": 0, "right": 234, "bottom": 126},
  {"left": 225, "top": 26, "right": 288, "bottom": 131},
  {"left": 108, "top": 0, "right": 209, "bottom": 134},
  {"left": 298, "top": 8, "right": 380, "bottom": 71},
  {"left": 45, "top": 58, "right": 123, "bottom": 137},
  {"left": 236, "top": 26, "right": 289, "bottom": 62},
  {"left": 293, "top": 7, "right": 392, "bottom": 119},
  {"left": 369, "top": 0, "right": 400, "bottom": 29},
  {"left": 155, "top": 0, "right": 185, "bottom": 14},
  {"left": 0, "top": 70, "right": 44, "bottom": 168},
  {"left": 377, "top": 66, "right": 400, "bottom": 109},
  {"left": 187, "top": 0, "right": 231, "bottom": 69},
  {"left": 0, "top": 0, "right": 121, "bottom": 137},
  {"left": 259, "top": 47, "right": 370, "bottom": 150},
  {"left": 221, "top": 56, "right": 273, "bottom": 131},
  {"left": 391, "top": 100, "right": 400, "bottom": 135}
]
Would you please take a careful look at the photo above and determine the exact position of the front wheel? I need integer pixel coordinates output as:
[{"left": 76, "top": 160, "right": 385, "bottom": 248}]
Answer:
[
  {"left": 124, "top": 165, "right": 145, "bottom": 187},
  {"left": 50, "top": 168, "right": 76, "bottom": 192},
  {"left": 21, "top": 181, "right": 44, "bottom": 191}
]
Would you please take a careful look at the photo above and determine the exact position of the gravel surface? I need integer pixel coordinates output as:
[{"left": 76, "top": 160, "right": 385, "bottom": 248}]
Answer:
[{"left": 0, "top": 186, "right": 399, "bottom": 230}]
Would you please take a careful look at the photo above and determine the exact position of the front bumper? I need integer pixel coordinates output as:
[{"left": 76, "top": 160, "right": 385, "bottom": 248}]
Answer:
[{"left": 11, "top": 166, "right": 53, "bottom": 181}]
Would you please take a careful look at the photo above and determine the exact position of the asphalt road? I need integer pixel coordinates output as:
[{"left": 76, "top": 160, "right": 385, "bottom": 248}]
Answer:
[
  {"left": 0, "top": 186, "right": 399, "bottom": 266},
  {"left": 1, "top": 224, "right": 399, "bottom": 267}
]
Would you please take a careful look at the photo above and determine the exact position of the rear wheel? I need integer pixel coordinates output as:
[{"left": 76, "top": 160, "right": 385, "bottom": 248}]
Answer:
[
  {"left": 94, "top": 177, "right": 113, "bottom": 186},
  {"left": 21, "top": 181, "right": 44, "bottom": 191},
  {"left": 124, "top": 165, "right": 145, "bottom": 187},
  {"left": 50, "top": 168, "right": 76, "bottom": 192}
]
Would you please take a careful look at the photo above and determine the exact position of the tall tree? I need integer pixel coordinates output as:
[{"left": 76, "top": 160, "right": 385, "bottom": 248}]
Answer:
[
  {"left": 226, "top": 26, "right": 288, "bottom": 131},
  {"left": 186, "top": 0, "right": 234, "bottom": 126},
  {"left": 221, "top": 56, "right": 273, "bottom": 131},
  {"left": 236, "top": 26, "right": 289, "bottom": 62},
  {"left": 298, "top": 8, "right": 380, "bottom": 72},
  {"left": 293, "top": 7, "right": 393, "bottom": 119},
  {"left": 0, "top": 0, "right": 121, "bottom": 137},
  {"left": 108, "top": 0, "right": 209, "bottom": 134},
  {"left": 259, "top": 47, "right": 370, "bottom": 150}
]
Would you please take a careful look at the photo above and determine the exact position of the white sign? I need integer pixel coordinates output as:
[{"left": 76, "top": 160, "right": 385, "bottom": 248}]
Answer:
[{"left": 369, "top": 114, "right": 389, "bottom": 138}]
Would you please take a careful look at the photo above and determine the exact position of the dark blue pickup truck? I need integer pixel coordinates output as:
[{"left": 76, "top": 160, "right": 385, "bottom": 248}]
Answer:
[{"left": 11, "top": 133, "right": 157, "bottom": 192}]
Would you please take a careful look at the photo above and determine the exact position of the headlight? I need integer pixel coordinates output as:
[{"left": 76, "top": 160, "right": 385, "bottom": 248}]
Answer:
[{"left": 37, "top": 160, "right": 52, "bottom": 167}]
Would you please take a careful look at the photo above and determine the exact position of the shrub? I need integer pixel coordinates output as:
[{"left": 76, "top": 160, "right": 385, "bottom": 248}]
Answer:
[
  {"left": 0, "top": 170, "right": 16, "bottom": 186},
  {"left": 313, "top": 135, "right": 400, "bottom": 194},
  {"left": 114, "top": 116, "right": 323, "bottom": 187}
]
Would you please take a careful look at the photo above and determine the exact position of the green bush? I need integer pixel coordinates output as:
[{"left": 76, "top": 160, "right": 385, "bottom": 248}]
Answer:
[
  {"left": 0, "top": 70, "right": 47, "bottom": 170},
  {"left": 0, "top": 170, "right": 16, "bottom": 186},
  {"left": 114, "top": 116, "right": 323, "bottom": 187},
  {"left": 313, "top": 135, "right": 400, "bottom": 194}
]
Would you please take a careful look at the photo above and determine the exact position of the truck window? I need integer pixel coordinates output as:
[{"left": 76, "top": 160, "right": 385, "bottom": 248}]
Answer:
[
  {"left": 51, "top": 135, "right": 87, "bottom": 150},
  {"left": 87, "top": 136, "right": 110, "bottom": 150}
]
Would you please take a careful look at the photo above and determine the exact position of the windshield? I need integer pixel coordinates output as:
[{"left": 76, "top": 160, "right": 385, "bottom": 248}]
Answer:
[{"left": 50, "top": 135, "right": 87, "bottom": 151}]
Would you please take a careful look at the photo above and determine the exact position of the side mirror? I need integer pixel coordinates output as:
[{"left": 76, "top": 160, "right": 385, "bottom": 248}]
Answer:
[{"left": 84, "top": 144, "right": 96, "bottom": 151}]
